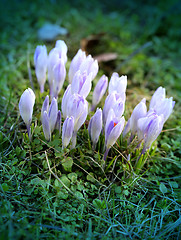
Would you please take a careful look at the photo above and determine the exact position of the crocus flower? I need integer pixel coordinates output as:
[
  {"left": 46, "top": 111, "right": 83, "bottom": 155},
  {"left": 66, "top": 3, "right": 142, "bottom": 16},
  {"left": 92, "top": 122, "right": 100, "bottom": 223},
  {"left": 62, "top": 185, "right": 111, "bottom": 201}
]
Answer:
[
  {"left": 55, "top": 40, "right": 68, "bottom": 63},
  {"left": 149, "top": 86, "right": 175, "bottom": 123},
  {"left": 48, "top": 97, "right": 58, "bottom": 133},
  {"left": 41, "top": 95, "right": 49, "bottom": 122},
  {"left": 62, "top": 116, "right": 74, "bottom": 148},
  {"left": 123, "top": 98, "right": 147, "bottom": 140},
  {"left": 91, "top": 75, "right": 108, "bottom": 111},
  {"left": 103, "top": 92, "right": 125, "bottom": 126},
  {"left": 108, "top": 72, "right": 127, "bottom": 96},
  {"left": 48, "top": 48, "right": 60, "bottom": 95},
  {"left": 42, "top": 111, "right": 51, "bottom": 141},
  {"left": 61, "top": 84, "right": 72, "bottom": 118},
  {"left": 149, "top": 86, "right": 165, "bottom": 110},
  {"left": 68, "top": 49, "right": 86, "bottom": 83},
  {"left": 52, "top": 58, "right": 66, "bottom": 98},
  {"left": 67, "top": 94, "right": 88, "bottom": 132},
  {"left": 66, "top": 93, "right": 88, "bottom": 148},
  {"left": 34, "top": 45, "right": 48, "bottom": 93},
  {"left": 71, "top": 70, "right": 92, "bottom": 98},
  {"left": 104, "top": 109, "right": 125, "bottom": 160},
  {"left": 19, "top": 88, "right": 35, "bottom": 139},
  {"left": 88, "top": 108, "right": 102, "bottom": 149},
  {"left": 137, "top": 113, "right": 164, "bottom": 154},
  {"left": 41, "top": 97, "right": 59, "bottom": 140},
  {"left": 154, "top": 97, "right": 175, "bottom": 123},
  {"left": 55, "top": 110, "right": 61, "bottom": 135},
  {"left": 79, "top": 55, "right": 99, "bottom": 81}
]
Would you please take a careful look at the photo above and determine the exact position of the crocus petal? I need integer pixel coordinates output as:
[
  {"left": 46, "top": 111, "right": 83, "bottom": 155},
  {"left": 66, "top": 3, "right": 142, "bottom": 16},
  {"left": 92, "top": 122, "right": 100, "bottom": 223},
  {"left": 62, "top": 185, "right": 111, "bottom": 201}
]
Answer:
[
  {"left": 79, "top": 55, "right": 99, "bottom": 81},
  {"left": 149, "top": 86, "right": 166, "bottom": 110},
  {"left": 129, "top": 98, "right": 147, "bottom": 135},
  {"left": 143, "top": 114, "right": 164, "bottom": 151},
  {"left": 92, "top": 75, "right": 108, "bottom": 109},
  {"left": 108, "top": 72, "right": 127, "bottom": 95},
  {"left": 68, "top": 49, "right": 86, "bottom": 83},
  {"left": 41, "top": 95, "right": 49, "bottom": 122},
  {"left": 48, "top": 97, "right": 58, "bottom": 133},
  {"left": 106, "top": 117, "right": 125, "bottom": 149},
  {"left": 42, "top": 111, "right": 51, "bottom": 141},
  {"left": 154, "top": 97, "right": 175, "bottom": 123},
  {"left": 71, "top": 70, "right": 92, "bottom": 98},
  {"left": 48, "top": 48, "right": 60, "bottom": 88},
  {"left": 34, "top": 45, "right": 48, "bottom": 93},
  {"left": 52, "top": 58, "right": 66, "bottom": 98},
  {"left": 55, "top": 40, "right": 68, "bottom": 63},
  {"left": 19, "top": 88, "right": 35, "bottom": 127},
  {"left": 88, "top": 108, "right": 102, "bottom": 146},
  {"left": 62, "top": 116, "right": 74, "bottom": 148},
  {"left": 55, "top": 110, "right": 61, "bottom": 135},
  {"left": 67, "top": 94, "right": 88, "bottom": 132},
  {"left": 61, "top": 84, "right": 72, "bottom": 118}
]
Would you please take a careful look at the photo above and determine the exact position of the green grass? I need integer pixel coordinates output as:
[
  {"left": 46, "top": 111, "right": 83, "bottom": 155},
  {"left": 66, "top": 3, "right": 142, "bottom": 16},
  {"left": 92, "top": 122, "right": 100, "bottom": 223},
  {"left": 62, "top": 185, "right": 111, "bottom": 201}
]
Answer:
[{"left": 0, "top": 0, "right": 181, "bottom": 239}]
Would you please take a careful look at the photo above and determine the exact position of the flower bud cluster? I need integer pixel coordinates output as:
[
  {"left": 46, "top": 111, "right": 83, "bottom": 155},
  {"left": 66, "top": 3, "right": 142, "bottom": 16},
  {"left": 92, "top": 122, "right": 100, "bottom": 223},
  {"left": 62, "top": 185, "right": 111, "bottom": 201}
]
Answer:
[{"left": 19, "top": 40, "right": 175, "bottom": 161}]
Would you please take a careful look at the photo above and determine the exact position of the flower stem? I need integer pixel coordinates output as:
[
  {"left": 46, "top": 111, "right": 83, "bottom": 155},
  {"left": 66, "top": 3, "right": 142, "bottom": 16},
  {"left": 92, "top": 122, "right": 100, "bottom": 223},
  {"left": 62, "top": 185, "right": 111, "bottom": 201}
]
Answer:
[
  {"left": 71, "top": 131, "right": 77, "bottom": 149},
  {"left": 103, "top": 147, "right": 110, "bottom": 161},
  {"left": 26, "top": 124, "right": 31, "bottom": 141}
]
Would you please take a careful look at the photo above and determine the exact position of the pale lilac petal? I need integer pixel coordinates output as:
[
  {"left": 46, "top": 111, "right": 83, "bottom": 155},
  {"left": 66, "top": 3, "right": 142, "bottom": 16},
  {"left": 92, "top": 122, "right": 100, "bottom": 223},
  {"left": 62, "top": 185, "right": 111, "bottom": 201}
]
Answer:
[
  {"left": 62, "top": 116, "right": 74, "bottom": 148},
  {"left": 19, "top": 88, "right": 35, "bottom": 127},
  {"left": 41, "top": 95, "right": 49, "bottom": 122},
  {"left": 92, "top": 75, "right": 108, "bottom": 108},
  {"left": 42, "top": 111, "right": 51, "bottom": 141},
  {"left": 48, "top": 97, "right": 58, "bottom": 133},
  {"left": 61, "top": 85, "right": 72, "bottom": 118}
]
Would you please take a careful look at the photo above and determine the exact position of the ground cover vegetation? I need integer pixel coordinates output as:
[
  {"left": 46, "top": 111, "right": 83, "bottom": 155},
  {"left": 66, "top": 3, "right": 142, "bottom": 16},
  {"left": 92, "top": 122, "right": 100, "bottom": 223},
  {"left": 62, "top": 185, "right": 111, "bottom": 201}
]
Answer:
[{"left": 0, "top": 0, "right": 181, "bottom": 239}]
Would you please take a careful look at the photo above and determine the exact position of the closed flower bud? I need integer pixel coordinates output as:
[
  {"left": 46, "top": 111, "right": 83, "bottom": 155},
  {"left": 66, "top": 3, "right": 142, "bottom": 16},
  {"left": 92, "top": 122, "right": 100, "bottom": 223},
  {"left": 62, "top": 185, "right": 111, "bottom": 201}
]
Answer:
[
  {"left": 104, "top": 109, "right": 125, "bottom": 160},
  {"left": 61, "top": 84, "right": 72, "bottom": 118},
  {"left": 71, "top": 70, "right": 92, "bottom": 98},
  {"left": 48, "top": 97, "right": 58, "bottom": 133},
  {"left": 108, "top": 72, "right": 127, "bottom": 95},
  {"left": 88, "top": 108, "right": 102, "bottom": 148},
  {"left": 103, "top": 92, "right": 124, "bottom": 126},
  {"left": 48, "top": 48, "right": 60, "bottom": 95},
  {"left": 149, "top": 86, "right": 165, "bottom": 110},
  {"left": 34, "top": 45, "right": 48, "bottom": 93},
  {"left": 41, "top": 95, "right": 49, "bottom": 122},
  {"left": 42, "top": 111, "right": 51, "bottom": 141},
  {"left": 55, "top": 40, "right": 68, "bottom": 63},
  {"left": 52, "top": 58, "right": 66, "bottom": 98},
  {"left": 79, "top": 55, "right": 98, "bottom": 81},
  {"left": 55, "top": 110, "right": 61, "bottom": 135},
  {"left": 68, "top": 49, "right": 86, "bottom": 83},
  {"left": 19, "top": 88, "right": 35, "bottom": 138},
  {"left": 138, "top": 113, "right": 164, "bottom": 153},
  {"left": 149, "top": 87, "right": 175, "bottom": 123},
  {"left": 67, "top": 94, "right": 88, "bottom": 132},
  {"left": 124, "top": 98, "right": 147, "bottom": 138},
  {"left": 62, "top": 116, "right": 74, "bottom": 148},
  {"left": 91, "top": 75, "right": 108, "bottom": 111}
]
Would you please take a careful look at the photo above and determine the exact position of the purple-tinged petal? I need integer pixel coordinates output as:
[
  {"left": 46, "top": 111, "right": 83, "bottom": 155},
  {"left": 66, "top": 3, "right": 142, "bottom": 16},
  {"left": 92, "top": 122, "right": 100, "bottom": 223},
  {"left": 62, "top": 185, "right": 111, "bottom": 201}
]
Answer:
[
  {"left": 108, "top": 73, "right": 127, "bottom": 95},
  {"left": 61, "top": 84, "right": 72, "bottom": 118},
  {"left": 42, "top": 111, "right": 51, "bottom": 141},
  {"left": 19, "top": 88, "right": 35, "bottom": 127},
  {"left": 48, "top": 97, "right": 58, "bottom": 133},
  {"left": 68, "top": 49, "right": 86, "bottom": 83},
  {"left": 88, "top": 108, "right": 102, "bottom": 147},
  {"left": 55, "top": 110, "right": 61, "bottom": 135},
  {"left": 92, "top": 75, "right": 108, "bottom": 110},
  {"left": 62, "top": 116, "right": 74, "bottom": 148},
  {"left": 41, "top": 95, "right": 49, "bottom": 122}
]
